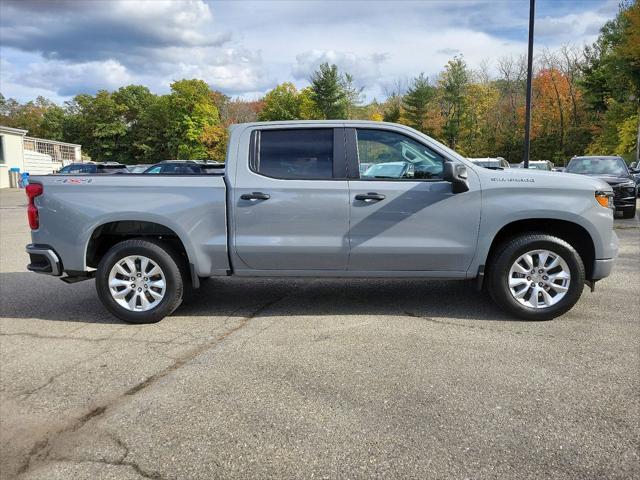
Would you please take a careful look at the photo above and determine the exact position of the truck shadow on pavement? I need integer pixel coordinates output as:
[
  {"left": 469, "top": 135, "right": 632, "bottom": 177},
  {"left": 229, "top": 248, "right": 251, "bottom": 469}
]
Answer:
[{"left": 1, "top": 272, "right": 520, "bottom": 324}]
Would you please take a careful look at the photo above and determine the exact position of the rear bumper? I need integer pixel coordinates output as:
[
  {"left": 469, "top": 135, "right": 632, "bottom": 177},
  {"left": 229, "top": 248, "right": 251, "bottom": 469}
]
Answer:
[{"left": 26, "top": 244, "right": 62, "bottom": 276}]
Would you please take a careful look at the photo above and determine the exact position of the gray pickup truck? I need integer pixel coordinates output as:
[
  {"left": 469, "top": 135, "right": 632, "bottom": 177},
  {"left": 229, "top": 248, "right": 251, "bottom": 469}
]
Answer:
[{"left": 25, "top": 121, "right": 618, "bottom": 323}]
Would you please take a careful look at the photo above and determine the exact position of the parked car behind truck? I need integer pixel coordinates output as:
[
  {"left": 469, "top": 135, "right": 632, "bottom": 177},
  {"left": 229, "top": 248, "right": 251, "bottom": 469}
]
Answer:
[
  {"left": 565, "top": 156, "right": 637, "bottom": 218},
  {"left": 25, "top": 121, "right": 618, "bottom": 323},
  {"left": 57, "top": 162, "right": 128, "bottom": 174}
]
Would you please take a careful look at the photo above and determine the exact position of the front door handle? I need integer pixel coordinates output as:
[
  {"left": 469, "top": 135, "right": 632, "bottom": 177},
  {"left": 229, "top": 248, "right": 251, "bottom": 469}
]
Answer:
[
  {"left": 241, "top": 192, "right": 270, "bottom": 201},
  {"left": 355, "top": 192, "right": 386, "bottom": 202}
]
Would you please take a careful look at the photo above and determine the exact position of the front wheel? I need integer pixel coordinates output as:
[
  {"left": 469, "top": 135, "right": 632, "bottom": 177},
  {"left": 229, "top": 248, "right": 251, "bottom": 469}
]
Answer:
[
  {"left": 96, "top": 239, "right": 184, "bottom": 324},
  {"left": 486, "top": 234, "right": 585, "bottom": 321}
]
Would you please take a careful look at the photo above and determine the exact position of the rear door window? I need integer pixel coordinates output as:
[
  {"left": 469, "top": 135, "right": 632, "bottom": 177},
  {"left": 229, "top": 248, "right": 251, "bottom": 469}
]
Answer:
[{"left": 255, "top": 129, "right": 334, "bottom": 179}]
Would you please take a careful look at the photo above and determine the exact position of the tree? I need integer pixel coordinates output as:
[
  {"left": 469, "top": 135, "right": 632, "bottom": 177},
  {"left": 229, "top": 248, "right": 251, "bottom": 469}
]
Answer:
[
  {"left": 310, "top": 63, "right": 347, "bottom": 119},
  {"left": 82, "top": 91, "right": 128, "bottom": 162},
  {"left": 39, "top": 105, "right": 66, "bottom": 141},
  {"left": 167, "top": 79, "right": 222, "bottom": 159},
  {"left": 440, "top": 56, "right": 470, "bottom": 149},
  {"left": 340, "top": 73, "right": 364, "bottom": 119},
  {"left": 458, "top": 82, "right": 500, "bottom": 157},
  {"left": 258, "top": 83, "right": 301, "bottom": 121},
  {"left": 581, "top": 0, "right": 639, "bottom": 160},
  {"left": 402, "top": 73, "right": 435, "bottom": 133},
  {"left": 382, "top": 94, "right": 402, "bottom": 123},
  {"left": 298, "top": 87, "right": 321, "bottom": 119},
  {"left": 221, "top": 99, "right": 262, "bottom": 125}
]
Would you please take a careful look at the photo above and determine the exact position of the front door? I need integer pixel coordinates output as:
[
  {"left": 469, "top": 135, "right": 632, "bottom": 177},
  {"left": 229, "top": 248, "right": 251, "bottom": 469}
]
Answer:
[
  {"left": 347, "top": 127, "right": 481, "bottom": 273},
  {"left": 233, "top": 127, "right": 350, "bottom": 272}
]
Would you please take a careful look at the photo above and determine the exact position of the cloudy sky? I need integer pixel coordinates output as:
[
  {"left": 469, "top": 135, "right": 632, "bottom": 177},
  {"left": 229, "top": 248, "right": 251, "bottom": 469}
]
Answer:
[{"left": 0, "top": 0, "right": 619, "bottom": 103}]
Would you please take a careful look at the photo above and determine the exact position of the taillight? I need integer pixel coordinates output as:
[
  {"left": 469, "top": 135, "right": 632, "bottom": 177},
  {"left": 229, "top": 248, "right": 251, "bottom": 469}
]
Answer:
[{"left": 26, "top": 183, "right": 43, "bottom": 229}]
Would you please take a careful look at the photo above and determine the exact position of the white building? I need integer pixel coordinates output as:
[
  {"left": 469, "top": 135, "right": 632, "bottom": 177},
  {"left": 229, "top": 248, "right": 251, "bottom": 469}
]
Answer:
[{"left": 0, "top": 126, "right": 81, "bottom": 188}]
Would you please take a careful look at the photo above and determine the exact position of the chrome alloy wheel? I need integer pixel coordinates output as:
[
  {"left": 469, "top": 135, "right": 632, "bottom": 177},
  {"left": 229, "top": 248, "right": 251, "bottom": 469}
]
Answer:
[
  {"left": 507, "top": 249, "right": 571, "bottom": 309},
  {"left": 108, "top": 255, "right": 166, "bottom": 312}
]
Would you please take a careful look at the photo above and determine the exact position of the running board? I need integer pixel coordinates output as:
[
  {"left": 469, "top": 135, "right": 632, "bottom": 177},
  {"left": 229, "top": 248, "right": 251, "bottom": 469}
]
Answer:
[{"left": 60, "top": 271, "right": 95, "bottom": 284}]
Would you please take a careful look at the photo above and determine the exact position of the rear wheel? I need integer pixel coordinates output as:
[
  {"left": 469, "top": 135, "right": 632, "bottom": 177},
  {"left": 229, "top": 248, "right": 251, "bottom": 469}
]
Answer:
[
  {"left": 96, "top": 239, "right": 183, "bottom": 324},
  {"left": 487, "top": 234, "right": 585, "bottom": 321}
]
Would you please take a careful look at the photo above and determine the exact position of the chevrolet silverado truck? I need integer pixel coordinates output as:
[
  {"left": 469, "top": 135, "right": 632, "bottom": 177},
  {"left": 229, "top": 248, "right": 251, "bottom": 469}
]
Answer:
[{"left": 25, "top": 121, "right": 618, "bottom": 323}]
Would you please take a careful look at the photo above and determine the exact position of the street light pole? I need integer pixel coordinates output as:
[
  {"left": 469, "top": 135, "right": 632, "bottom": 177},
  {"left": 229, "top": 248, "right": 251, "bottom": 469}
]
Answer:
[{"left": 523, "top": 0, "right": 535, "bottom": 169}]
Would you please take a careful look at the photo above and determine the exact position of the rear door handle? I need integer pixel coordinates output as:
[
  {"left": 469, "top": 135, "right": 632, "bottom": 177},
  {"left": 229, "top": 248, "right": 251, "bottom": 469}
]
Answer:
[
  {"left": 240, "top": 192, "right": 270, "bottom": 201},
  {"left": 355, "top": 193, "right": 386, "bottom": 202}
]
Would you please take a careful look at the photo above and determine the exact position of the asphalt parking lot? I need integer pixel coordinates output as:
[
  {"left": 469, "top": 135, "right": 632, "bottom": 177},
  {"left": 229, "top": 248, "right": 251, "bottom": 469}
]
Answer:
[{"left": 0, "top": 188, "right": 638, "bottom": 480}]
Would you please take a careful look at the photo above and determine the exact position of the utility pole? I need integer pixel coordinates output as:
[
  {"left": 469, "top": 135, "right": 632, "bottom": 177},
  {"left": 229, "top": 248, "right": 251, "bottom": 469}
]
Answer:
[
  {"left": 523, "top": 0, "right": 535, "bottom": 169},
  {"left": 636, "top": 118, "right": 640, "bottom": 163}
]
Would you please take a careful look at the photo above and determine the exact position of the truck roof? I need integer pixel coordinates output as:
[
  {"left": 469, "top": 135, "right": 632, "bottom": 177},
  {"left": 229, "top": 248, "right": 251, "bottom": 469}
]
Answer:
[{"left": 233, "top": 120, "right": 406, "bottom": 128}]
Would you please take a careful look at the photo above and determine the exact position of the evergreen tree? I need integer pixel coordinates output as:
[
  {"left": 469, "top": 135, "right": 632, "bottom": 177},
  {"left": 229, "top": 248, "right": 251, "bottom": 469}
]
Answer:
[
  {"left": 382, "top": 94, "right": 402, "bottom": 123},
  {"left": 340, "top": 73, "right": 364, "bottom": 119},
  {"left": 440, "top": 56, "right": 470, "bottom": 149},
  {"left": 310, "top": 63, "right": 347, "bottom": 119},
  {"left": 402, "top": 73, "right": 435, "bottom": 132}
]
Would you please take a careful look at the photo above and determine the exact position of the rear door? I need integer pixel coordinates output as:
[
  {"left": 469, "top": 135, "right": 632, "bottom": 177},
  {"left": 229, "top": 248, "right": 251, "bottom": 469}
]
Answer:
[
  {"left": 232, "top": 126, "right": 350, "bottom": 272},
  {"left": 346, "top": 127, "right": 481, "bottom": 273}
]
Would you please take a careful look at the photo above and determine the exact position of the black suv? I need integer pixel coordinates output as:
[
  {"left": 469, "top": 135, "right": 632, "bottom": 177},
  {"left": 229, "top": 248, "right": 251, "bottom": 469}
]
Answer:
[
  {"left": 143, "top": 160, "right": 223, "bottom": 174},
  {"left": 565, "top": 156, "right": 637, "bottom": 218},
  {"left": 58, "top": 162, "right": 128, "bottom": 174}
]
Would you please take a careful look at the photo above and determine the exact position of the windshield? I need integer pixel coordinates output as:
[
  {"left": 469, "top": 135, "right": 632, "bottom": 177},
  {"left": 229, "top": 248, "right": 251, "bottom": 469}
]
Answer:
[
  {"left": 527, "top": 163, "right": 549, "bottom": 170},
  {"left": 566, "top": 157, "right": 628, "bottom": 175}
]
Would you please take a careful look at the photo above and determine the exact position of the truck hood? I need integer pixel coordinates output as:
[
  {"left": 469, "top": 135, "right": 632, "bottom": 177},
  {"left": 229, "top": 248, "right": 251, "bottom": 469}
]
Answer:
[{"left": 473, "top": 166, "right": 613, "bottom": 192}]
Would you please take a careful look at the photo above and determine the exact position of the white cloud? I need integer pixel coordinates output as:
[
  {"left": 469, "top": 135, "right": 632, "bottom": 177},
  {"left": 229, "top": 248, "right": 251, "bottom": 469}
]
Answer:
[
  {"left": 536, "top": 10, "right": 612, "bottom": 40},
  {"left": 0, "top": 0, "right": 619, "bottom": 102},
  {"left": 292, "top": 50, "right": 388, "bottom": 83},
  {"left": 15, "top": 59, "right": 133, "bottom": 96}
]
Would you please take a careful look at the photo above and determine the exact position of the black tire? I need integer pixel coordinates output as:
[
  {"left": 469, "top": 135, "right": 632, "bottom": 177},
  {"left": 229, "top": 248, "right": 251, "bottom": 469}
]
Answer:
[
  {"left": 621, "top": 204, "right": 636, "bottom": 219},
  {"left": 95, "top": 239, "right": 183, "bottom": 324},
  {"left": 486, "top": 234, "right": 585, "bottom": 321}
]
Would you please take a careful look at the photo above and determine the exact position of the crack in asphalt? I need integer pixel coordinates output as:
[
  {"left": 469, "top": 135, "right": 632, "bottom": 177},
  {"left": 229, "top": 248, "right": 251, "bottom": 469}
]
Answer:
[
  {"left": 15, "top": 295, "right": 288, "bottom": 478},
  {"left": 30, "top": 457, "right": 166, "bottom": 480},
  {"left": 41, "top": 432, "right": 166, "bottom": 479},
  {"left": 0, "top": 331, "right": 190, "bottom": 346}
]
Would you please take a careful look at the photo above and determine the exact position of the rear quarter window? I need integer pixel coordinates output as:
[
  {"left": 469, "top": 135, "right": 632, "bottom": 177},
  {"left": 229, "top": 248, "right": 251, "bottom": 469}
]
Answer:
[{"left": 254, "top": 129, "right": 334, "bottom": 179}]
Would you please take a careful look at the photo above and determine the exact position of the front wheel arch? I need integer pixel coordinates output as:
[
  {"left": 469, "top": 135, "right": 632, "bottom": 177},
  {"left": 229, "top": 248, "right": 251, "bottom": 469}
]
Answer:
[{"left": 485, "top": 219, "right": 595, "bottom": 280}]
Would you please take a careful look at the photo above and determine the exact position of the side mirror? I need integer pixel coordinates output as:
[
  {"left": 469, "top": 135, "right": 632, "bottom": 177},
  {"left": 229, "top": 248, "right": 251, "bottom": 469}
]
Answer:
[{"left": 443, "top": 161, "right": 469, "bottom": 194}]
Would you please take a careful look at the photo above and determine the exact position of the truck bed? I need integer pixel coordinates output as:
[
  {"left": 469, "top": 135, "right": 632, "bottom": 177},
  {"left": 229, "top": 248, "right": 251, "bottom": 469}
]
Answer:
[{"left": 29, "top": 174, "right": 229, "bottom": 277}]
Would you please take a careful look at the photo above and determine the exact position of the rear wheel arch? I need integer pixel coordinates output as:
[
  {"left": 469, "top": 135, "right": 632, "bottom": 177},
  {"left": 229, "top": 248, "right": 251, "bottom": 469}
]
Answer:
[
  {"left": 85, "top": 220, "right": 195, "bottom": 284},
  {"left": 485, "top": 219, "right": 596, "bottom": 280}
]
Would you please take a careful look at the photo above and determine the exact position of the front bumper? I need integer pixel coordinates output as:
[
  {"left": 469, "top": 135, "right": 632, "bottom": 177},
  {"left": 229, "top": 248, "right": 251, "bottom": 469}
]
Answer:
[
  {"left": 613, "top": 187, "right": 637, "bottom": 210},
  {"left": 591, "top": 258, "right": 616, "bottom": 280},
  {"left": 26, "top": 244, "right": 62, "bottom": 276}
]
